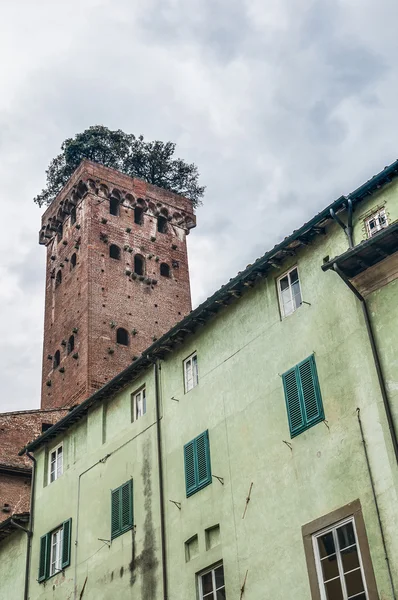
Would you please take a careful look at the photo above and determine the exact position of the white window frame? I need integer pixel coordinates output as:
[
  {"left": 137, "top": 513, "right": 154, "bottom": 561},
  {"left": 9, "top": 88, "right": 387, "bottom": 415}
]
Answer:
[
  {"left": 133, "top": 387, "right": 146, "bottom": 421},
  {"left": 184, "top": 352, "right": 198, "bottom": 393},
  {"left": 365, "top": 208, "right": 388, "bottom": 238},
  {"left": 49, "top": 527, "right": 63, "bottom": 576},
  {"left": 48, "top": 443, "right": 63, "bottom": 484},
  {"left": 277, "top": 266, "right": 302, "bottom": 318},
  {"left": 312, "top": 516, "right": 369, "bottom": 600},
  {"left": 198, "top": 562, "right": 226, "bottom": 600}
]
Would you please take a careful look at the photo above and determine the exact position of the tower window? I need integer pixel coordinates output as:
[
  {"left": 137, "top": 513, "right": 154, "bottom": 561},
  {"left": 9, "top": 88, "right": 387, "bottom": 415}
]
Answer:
[
  {"left": 134, "top": 254, "right": 145, "bottom": 276},
  {"left": 57, "top": 223, "right": 63, "bottom": 243},
  {"left": 134, "top": 207, "right": 144, "bottom": 225},
  {"left": 157, "top": 216, "right": 168, "bottom": 234},
  {"left": 160, "top": 263, "right": 170, "bottom": 277},
  {"left": 70, "top": 207, "right": 76, "bottom": 225},
  {"left": 67, "top": 335, "right": 74, "bottom": 354},
  {"left": 109, "top": 197, "right": 120, "bottom": 216},
  {"left": 53, "top": 350, "right": 61, "bottom": 369},
  {"left": 116, "top": 328, "right": 129, "bottom": 346},
  {"left": 55, "top": 270, "right": 62, "bottom": 288},
  {"left": 70, "top": 253, "right": 77, "bottom": 269},
  {"left": 109, "top": 244, "right": 121, "bottom": 260}
]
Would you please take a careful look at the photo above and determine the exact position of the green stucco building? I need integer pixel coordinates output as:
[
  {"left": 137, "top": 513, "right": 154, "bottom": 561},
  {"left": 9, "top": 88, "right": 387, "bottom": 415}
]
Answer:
[{"left": 2, "top": 160, "right": 398, "bottom": 599}]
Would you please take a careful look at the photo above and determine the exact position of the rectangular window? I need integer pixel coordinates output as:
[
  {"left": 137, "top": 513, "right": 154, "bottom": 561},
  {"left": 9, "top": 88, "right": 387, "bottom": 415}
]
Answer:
[
  {"left": 365, "top": 208, "right": 388, "bottom": 238},
  {"left": 199, "top": 563, "right": 226, "bottom": 599},
  {"left": 282, "top": 355, "right": 324, "bottom": 437},
  {"left": 184, "top": 352, "right": 198, "bottom": 393},
  {"left": 313, "top": 518, "right": 368, "bottom": 600},
  {"left": 111, "top": 479, "right": 133, "bottom": 540},
  {"left": 132, "top": 387, "right": 146, "bottom": 421},
  {"left": 184, "top": 430, "right": 211, "bottom": 497},
  {"left": 49, "top": 444, "right": 63, "bottom": 484},
  {"left": 278, "top": 266, "right": 302, "bottom": 317},
  {"left": 38, "top": 518, "right": 72, "bottom": 583}
]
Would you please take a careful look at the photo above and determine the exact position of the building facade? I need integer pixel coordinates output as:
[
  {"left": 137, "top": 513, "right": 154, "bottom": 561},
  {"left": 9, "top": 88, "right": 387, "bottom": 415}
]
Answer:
[{"left": 2, "top": 161, "right": 398, "bottom": 599}]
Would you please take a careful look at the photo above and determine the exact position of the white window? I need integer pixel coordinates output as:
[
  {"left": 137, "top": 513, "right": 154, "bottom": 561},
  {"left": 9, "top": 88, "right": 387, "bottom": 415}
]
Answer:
[
  {"left": 313, "top": 517, "right": 368, "bottom": 600},
  {"left": 184, "top": 352, "right": 198, "bottom": 393},
  {"left": 49, "top": 444, "right": 63, "bottom": 484},
  {"left": 133, "top": 387, "right": 146, "bottom": 421},
  {"left": 277, "top": 266, "right": 302, "bottom": 317},
  {"left": 365, "top": 208, "right": 388, "bottom": 238},
  {"left": 199, "top": 563, "right": 226, "bottom": 600},
  {"left": 50, "top": 527, "right": 63, "bottom": 576}
]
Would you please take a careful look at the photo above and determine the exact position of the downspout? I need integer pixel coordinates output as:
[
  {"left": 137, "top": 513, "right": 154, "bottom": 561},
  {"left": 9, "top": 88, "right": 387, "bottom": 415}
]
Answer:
[
  {"left": 357, "top": 409, "right": 396, "bottom": 599},
  {"left": 24, "top": 451, "right": 37, "bottom": 600},
  {"left": 330, "top": 197, "right": 353, "bottom": 249},
  {"left": 154, "top": 361, "right": 168, "bottom": 600},
  {"left": 332, "top": 263, "right": 398, "bottom": 465}
]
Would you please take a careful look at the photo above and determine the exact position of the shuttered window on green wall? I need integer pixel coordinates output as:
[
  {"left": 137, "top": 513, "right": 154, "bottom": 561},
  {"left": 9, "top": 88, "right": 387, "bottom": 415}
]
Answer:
[
  {"left": 282, "top": 355, "right": 324, "bottom": 438},
  {"left": 184, "top": 430, "right": 212, "bottom": 497},
  {"left": 38, "top": 518, "right": 72, "bottom": 583},
  {"left": 111, "top": 479, "right": 133, "bottom": 540}
]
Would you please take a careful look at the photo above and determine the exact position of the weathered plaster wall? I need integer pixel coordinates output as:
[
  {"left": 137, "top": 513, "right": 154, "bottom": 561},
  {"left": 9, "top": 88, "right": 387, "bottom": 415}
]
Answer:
[{"left": 0, "top": 530, "right": 26, "bottom": 600}]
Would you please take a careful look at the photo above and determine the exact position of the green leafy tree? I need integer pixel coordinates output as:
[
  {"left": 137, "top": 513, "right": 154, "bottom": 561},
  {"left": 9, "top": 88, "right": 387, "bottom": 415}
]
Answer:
[{"left": 34, "top": 126, "right": 205, "bottom": 208}]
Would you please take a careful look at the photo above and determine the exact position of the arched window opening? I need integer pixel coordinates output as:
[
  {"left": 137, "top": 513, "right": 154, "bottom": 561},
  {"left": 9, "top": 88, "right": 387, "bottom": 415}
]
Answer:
[
  {"left": 116, "top": 328, "right": 129, "bottom": 346},
  {"left": 134, "top": 254, "right": 145, "bottom": 275},
  {"left": 109, "top": 244, "right": 121, "bottom": 260},
  {"left": 157, "top": 216, "right": 168, "bottom": 234},
  {"left": 134, "top": 207, "right": 144, "bottom": 225},
  {"left": 70, "top": 253, "right": 77, "bottom": 269},
  {"left": 70, "top": 207, "right": 76, "bottom": 225},
  {"left": 53, "top": 350, "right": 61, "bottom": 369},
  {"left": 67, "top": 335, "right": 75, "bottom": 354},
  {"left": 57, "top": 223, "right": 63, "bottom": 242},
  {"left": 109, "top": 197, "right": 120, "bottom": 216},
  {"left": 55, "top": 270, "right": 62, "bottom": 287},
  {"left": 160, "top": 263, "right": 170, "bottom": 277}
]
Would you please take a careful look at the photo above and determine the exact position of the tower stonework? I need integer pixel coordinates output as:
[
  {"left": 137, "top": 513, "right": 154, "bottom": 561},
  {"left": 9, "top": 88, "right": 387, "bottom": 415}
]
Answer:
[{"left": 39, "top": 160, "right": 196, "bottom": 409}]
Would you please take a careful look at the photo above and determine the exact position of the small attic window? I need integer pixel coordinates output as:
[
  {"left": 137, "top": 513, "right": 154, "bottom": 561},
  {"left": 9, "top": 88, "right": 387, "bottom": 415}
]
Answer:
[
  {"left": 109, "top": 244, "right": 121, "bottom": 260},
  {"left": 158, "top": 216, "right": 168, "bottom": 234},
  {"left": 134, "top": 254, "right": 145, "bottom": 275},
  {"left": 365, "top": 208, "right": 388, "bottom": 238},
  {"left": 70, "top": 253, "right": 77, "bottom": 269},
  {"left": 116, "top": 328, "right": 129, "bottom": 346},
  {"left": 41, "top": 423, "right": 53, "bottom": 433},
  {"left": 160, "top": 263, "right": 170, "bottom": 277},
  {"left": 134, "top": 207, "right": 144, "bottom": 225},
  {"left": 53, "top": 350, "right": 61, "bottom": 369},
  {"left": 55, "top": 270, "right": 62, "bottom": 287},
  {"left": 110, "top": 197, "right": 120, "bottom": 216},
  {"left": 67, "top": 335, "right": 74, "bottom": 354}
]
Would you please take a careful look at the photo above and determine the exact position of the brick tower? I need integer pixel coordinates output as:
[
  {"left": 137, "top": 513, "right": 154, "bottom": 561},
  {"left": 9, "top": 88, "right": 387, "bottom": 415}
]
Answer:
[{"left": 39, "top": 160, "right": 196, "bottom": 409}]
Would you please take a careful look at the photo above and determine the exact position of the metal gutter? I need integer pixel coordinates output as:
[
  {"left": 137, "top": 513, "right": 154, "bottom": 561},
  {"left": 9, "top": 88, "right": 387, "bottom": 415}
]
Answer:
[{"left": 20, "top": 159, "right": 398, "bottom": 455}]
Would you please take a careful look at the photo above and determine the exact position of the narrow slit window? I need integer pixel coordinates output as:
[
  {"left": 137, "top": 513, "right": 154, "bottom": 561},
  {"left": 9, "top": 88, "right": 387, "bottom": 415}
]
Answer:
[
  {"left": 70, "top": 207, "right": 76, "bottom": 226},
  {"left": 70, "top": 253, "right": 77, "bottom": 269},
  {"left": 109, "top": 197, "right": 120, "bottom": 216},
  {"left": 53, "top": 350, "right": 61, "bottom": 369},
  {"left": 49, "top": 444, "right": 63, "bottom": 483},
  {"left": 365, "top": 208, "right": 388, "bottom": 238},
  {"left": 134, "top": 254, "right": 145, "bottom": 276},
  {"left": 57, "top": 223, "right": 63, "bottom": 243},
  {"left": 184, "top": 352, "right": 198, "bottom": 393},
  {"left": 116, "top": 327, "right": 129, "bottom": 346},
  {"left": 160, "top": 263, "right": 170, "bottom": 277},
  {"left": 278, "top": 266, "right": 302, "bottom": 317},
  {"left": 109, "top": 244, "right": 121, "bottom": 260},
  {"left": 134, "top": 207, "right": 144, "bottom": 225},
  {"left": 55, "top": 270, "right": 62, "bottom": 288},
  {"left": 67, "top": 335, "right": 74, "bottom": 355},
  {"left": 157, "top": 216, "right": 168, "bottom": 234}
]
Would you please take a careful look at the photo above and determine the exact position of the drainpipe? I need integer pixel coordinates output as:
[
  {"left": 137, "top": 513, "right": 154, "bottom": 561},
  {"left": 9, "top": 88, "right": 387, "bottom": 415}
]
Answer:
[
  {"left": 154, "top": 361, "right": 168, "bottom": 600},
  {"left": 333, "top": 264, "right": 398, "bottom": 465},
  {"left": 24, "top": 451, "right": 37, "bottom": 600},
  {"left": 330, "top": 197, "right": 354, "bottom": 249}
]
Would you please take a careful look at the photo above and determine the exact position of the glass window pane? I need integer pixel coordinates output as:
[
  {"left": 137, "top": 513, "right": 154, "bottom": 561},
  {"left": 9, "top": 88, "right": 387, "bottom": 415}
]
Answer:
[
  {"left": 348, "top": 594, "right": 366, "bottom": 600},
  {"left": 202, "top": 572, "right": 213, "bottom": 594},
  {"left": 324, "top": 577, "right": 344, "bottom": 600},
  {"left": 318, "top": 532, "right": 336, "bottom": 558},
  {"left": 337, "top": 523, "right": 356, "bottom": 550},
  {"left": 216, "top": 590, "right": 226, "bottom": 600},
  {"left": 281, "top": 290, "right": 293, "bottom": 315},
  {"left": 345, "top": 569, "right": 365, "bottom": 597},
  {"left": 321, "top": 554, "right": 339, "bottom": 582},
  {"left": 290, "top": 268, "right": 299, "bottom": 284},
  {"left": 341, "top": 546, "right": 360, "bottom": 573},
  {"left": 215, "top": 565, "right": 225, "bottom": 588},
  {"left": 143, "top": 389, "right": 146, "bottom": 414},
  {"left": 279, "top": 275, "right": 289, "bottom": 291},
  {"left": 291, "top": 280, "right": 302, "bottom": 309},
  {"left": 203, "top": 594, "right": 213, "bottom": 600}
]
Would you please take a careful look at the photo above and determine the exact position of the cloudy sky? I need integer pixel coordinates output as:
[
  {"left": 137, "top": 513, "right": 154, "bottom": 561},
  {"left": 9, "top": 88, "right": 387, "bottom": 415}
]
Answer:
[{"left": 1, "top": 0, "right": 397, "bottom": 412}]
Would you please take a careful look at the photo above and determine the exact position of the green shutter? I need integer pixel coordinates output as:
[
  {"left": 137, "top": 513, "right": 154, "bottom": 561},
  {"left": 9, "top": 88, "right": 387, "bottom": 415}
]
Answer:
[
  {"left": 38, "top": 534, "right": 49, "bottom": 582},
  {"left": 121, "top": 480, "right": 133, "bottom": 532},
  {"left": 184, "top": 440, "right": 196, "bottom": 496},
  {"left": 283, "top": 355, "right": 324, "bottom": 437},
  {"left": 184, "top": 430, "right": 212, "bottom": 497},
  {"left": 61, "top": 518, "right": 72, "bottom": 569},
  {"left": 283, "top": 367, "right": 304, "bottom": 435},
  {"left": 111, "top": 488, "right": 121, "bottom": 540}
]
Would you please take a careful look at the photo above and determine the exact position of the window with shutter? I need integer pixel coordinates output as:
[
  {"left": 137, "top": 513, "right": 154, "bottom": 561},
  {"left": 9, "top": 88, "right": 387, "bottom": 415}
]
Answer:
[
  {"left": 38, "top": 518, "right": 72, "bottom": 583},
  {"left": 61, "top": 518, "right": 72, "bottom": 569},
  {"left": 111, "top": 479, "right": 133, "bottom": 540},
  {"left": 282, "top": 355, "right": 324, "bottom": 438},
  {"left": 184, "top": 430, "right": 212, "bottom": 497},
  {"left": 38, "top": 534, "right": 49, "bottom": 582}
]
